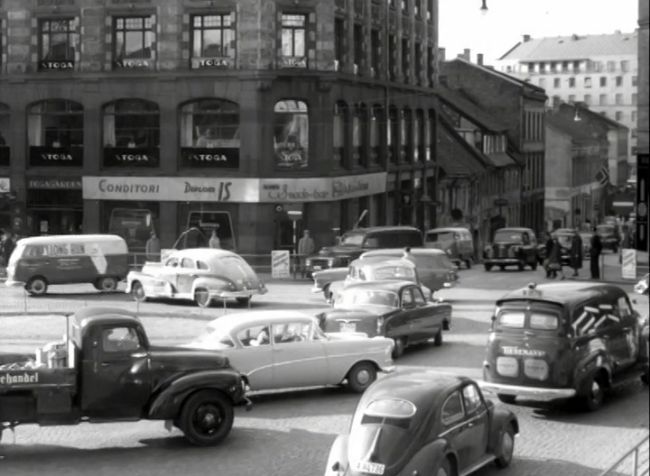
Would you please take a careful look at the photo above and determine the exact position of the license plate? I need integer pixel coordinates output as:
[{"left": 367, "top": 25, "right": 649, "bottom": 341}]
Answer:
[
  {"left": 340, "top": 322, "right": 356, "bottom": 332},
  {"left": 352, "top": 460, "right": 385, "bottom": 475},
  {"left": 313, "top": 265, "right": 322, "bottom": 270}
]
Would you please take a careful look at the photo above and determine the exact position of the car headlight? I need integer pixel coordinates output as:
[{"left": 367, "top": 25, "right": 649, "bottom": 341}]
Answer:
[
  {"left": 376, "top": 316, "right": 384, "bottom": 334},
  {"left": 305, "top": 258, "right": 312, "bottom": 266}
]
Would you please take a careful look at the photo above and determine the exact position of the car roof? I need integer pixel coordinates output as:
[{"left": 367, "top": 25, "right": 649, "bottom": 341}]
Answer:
[
  {"left": 497, "top": 282, "right": 627, "bottom": 308},
  {"left": 343, "top": 226, "right": 422, "bottom": 234},
  {"left": 169, "top": 248, "right": 242, "bottom": 259},
  {"left": 352, "top": 257, "right": 416, "bottom": 268},
  {"left": 17, "top": 234, "right": 127, "bottom": 245},
  {"left": 425, "top": 227, "right": 470, "bottom": 233},
  {"left": 72, "top": 307, "right": 141, "bottom": 328},
  {"left": 361, "top": 248, "right": 447, "bottom": 257},
  {"left": 207, "top": 310, "right": 316, "bottom": 329},
  {"left": 495, "top": 227, "right": 534, "bottom": 232},
  {"left": 365, "top": 369, "right": 472, "bottom": 408},
  {"left": 342, "top": 280, "right": 416, "bottom": 292}
]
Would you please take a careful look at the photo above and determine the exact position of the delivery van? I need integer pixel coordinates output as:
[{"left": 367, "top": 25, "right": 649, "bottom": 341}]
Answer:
[
  {"left": 6, "top": 234, "right": 129, "bottom": 295},
  {"left": 424, "top": 227, "right": 475, "bottom": 268}
]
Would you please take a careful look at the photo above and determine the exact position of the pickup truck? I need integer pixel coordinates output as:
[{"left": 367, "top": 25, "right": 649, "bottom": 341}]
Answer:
[{"left": 0, "top": 307, "right": 251, "bottom": 446}]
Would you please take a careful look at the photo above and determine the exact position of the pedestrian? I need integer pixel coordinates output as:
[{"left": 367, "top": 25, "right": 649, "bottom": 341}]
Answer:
[
  {"left": 569, "top": 229, "right": 583, "bottom": 277},
  {"left": 590, "top": 228, "right": 603, "bottom": 280},
  {"left": 208, "top": 228, "right": 221, "bottom": 249},
  {"left": 297, "top": 229, "right": 316, "bottom": 278},
  {"left": 543, "top": 232, "right": 553, "bottom": 278},
  {"left": 546, "top": 234, "right": 565, "bottom": 280},
  {"left": 145, "top": 230, "right": 161, "bottom": 261}
]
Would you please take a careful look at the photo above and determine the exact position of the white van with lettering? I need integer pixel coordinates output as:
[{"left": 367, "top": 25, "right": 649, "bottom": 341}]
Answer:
[{"left": 6, "top": 234, "right": 129, "bottom": 296}]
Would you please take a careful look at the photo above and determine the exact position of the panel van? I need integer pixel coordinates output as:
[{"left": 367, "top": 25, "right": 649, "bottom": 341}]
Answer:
[
  {"left": 6, "top": 234, "right": 129, "bottom": 295},
  {"left": 424, "top": 227, "right": 475, "bottom": 268}
]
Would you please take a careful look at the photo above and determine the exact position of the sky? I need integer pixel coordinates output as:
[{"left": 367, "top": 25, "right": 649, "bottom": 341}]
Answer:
[{"left": 439, "top": 0, "right": 639, "bottom": 64}]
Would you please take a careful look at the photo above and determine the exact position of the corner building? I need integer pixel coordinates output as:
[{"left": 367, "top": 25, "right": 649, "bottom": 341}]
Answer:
[{"left": 0, "top": 0, "right": 441, "bottom": 254}]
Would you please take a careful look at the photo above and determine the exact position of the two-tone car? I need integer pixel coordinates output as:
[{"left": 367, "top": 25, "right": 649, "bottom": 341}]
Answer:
[
  {"left": 185, "top": 310, "right": 395, "bottom": 393},
  {"left": 126, "top": 248, "right": 267, "bottom": 307},
  {"left": 481, "top": 282, "right": 649, "bottom": 411},
  {"left": 318, "top": 281, "right": 452, "bottom": 358},
  {"left": 324, "top": 369, "right": 519, "bottom": 476},
  {"left": 483, "top": 227, "right": 539, "bottom": 271}
]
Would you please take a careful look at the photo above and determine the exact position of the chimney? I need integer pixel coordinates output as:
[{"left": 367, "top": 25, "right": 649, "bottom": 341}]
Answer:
[
  {"left": 463, "top": 48, "right": 471, "bottom": 60},
  {"left": 438, "top": 47, "right": 446, "bottom": 62},
  {"left": 523, "top": 34, "right": 531, "bottom": 42},
  {"left": 477, "top": 53, "right": 484, "bottom": 66}
]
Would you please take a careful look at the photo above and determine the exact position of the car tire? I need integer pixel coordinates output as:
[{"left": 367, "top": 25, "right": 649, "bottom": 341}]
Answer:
[
  {"left": 495, "top": 424, "right": 516, "bottom": 468},
  {"left": 434, "top": 457, "right": 453, "bottom": 476},
  {"left": 497, "top": 394, "right": 517, "bottom": 404},
  {"left": 26, "top": 276, "right": 48, "bottom": 296},
  {"left": 517, "top": 262, "right": 524, "bottom": 271},
  {"left": 346, "top": 362, "right": 377, "bottom": 393},
  {"left": 131, "top": 281, "right": 147, "bottom": 302},
  {"left": 96, "top": 277, "right": 118, "bottom": 293},
  {"left": 530, "top": 261, "right": 538, "bottom": 270},
  {"left": 392, "top": 337, "right": 406, "bottom": 358},
  {"left": 194, "top": 288, "right": 211, "bottom": 308},
  {"left": 499, "top": 265, "right": 506, "bottom": 271},
  {"left": 434, "top": 329, "right": 443, "bottom": 346},
  {"left": 484, "top": 264, "right": 492, "bottom": 272},
  {"left": 465, "top": 258, "right": 472, "bottom": 269},
  {"left": 579, "top": 375, "right": 605, "bottom": 412},
  {"left": 179, "top": 390, "right": 234, "bottom": 446}
]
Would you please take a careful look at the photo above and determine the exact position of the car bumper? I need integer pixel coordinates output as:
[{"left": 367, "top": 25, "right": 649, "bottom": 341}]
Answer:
[
  {"left": 478, "top": 381, "right": 576, "bottom": 400},
  {"left": 484, "top": 258, "right": 521, "bottom": 265},
  {"left": 5, "top": 279, "right": 24, "bottom": 287},
  {"left": 209, "top": 289, "right": 266, "bottom": 300}
]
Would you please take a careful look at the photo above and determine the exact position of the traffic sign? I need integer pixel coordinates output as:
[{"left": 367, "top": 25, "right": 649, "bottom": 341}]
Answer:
[{"left": 595, "top": 167, "right": 610, "bottom": 186}]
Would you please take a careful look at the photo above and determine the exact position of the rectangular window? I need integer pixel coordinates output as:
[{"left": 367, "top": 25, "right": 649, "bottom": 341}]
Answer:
[
  {"left": 615, "top": 93, "right": 623, "bottom": 105},
  {"left": 353, "top": 23, "right": 362, "bottom": 73},
  {"left": 539, "top": 62, "right": 545, "bottom": 73},
  {"left": 335, "top": 18, "right": 344, "bottom": 70},
  {"left": 599, "top": 94, "right": 607, "bottom": 106},
  {"left": 414, "top": 42, "right": 422, "bottom": 82},
  {"left": 550, "top": 61, "right": 557, "bottom": 72},
  {"left": 38, "top": 18, "right": 78, "bottom": 71},
  {"left": 562, "top": 61, "right": 569, "bottom": 72},
  {"left": 402, "top": 38, "right": 409, "bottom": 81},
  {"left": 607, "top": 61, "right": 616, "bottom": 72},
  {"left": 280, "top": 14, "right": 307, "bottom": 68},
  {"left": 632, "top": 93, "right": 637, "bottom": 103},
  {"left": 414, "top": 0, "right": 422, "bottom": 17},
  {"left": 371, "top": 29, "right": 380, "bottom": 76},
  {"left": 553, "top": 78, "right": 560, "bottom": 88},
  {"left": 620, "top": 60, "right": 629, "bottom": 72},
  {"left": 615, "top": 111, "right": 623, "bottom": 121},
  {"left": 573, "top": 60, "right": 580, "bottom": 71},
  {"left": 113, "top": 16, "right": 155, "bottom": 69},
  {"left": 584, "top": 94, "right": 591, "bottom": 105},
  {"left": 568, "top": 94, "right": 576, "bottom": 103},
  {"left": 538, "top": 77, "right": 545, "bottom": 88},
  {"left": 388, "top": 34, "right": 396, "bottom": 81},
  {"left": 568, "top": 77, "right": 575, "bottom": 88},
  {"left": 632, "top": 76, "right": 638, "bottom": 87},
  {"left": 616, "top": 76, "right": 623, "bottom": 87},
  {"left": 600, "top": 76, "right": 607, "bottom": 87},
  {"left": 584, "top": 77, "right": 592, "bottom": 88},
  {"left": 190, "top": 14, "right": 235, "bottom": 69},
  {"left": 427, "top": 0, "right": 433, "bottom": 20}
]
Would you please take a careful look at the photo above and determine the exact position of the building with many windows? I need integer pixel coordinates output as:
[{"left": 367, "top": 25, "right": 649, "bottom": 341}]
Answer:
[
  {"left": 495, "top": 32, "right": 638, "bottom": 179},
  {"left": 0, "top": 0, "right": 445, "bottom": 255}
]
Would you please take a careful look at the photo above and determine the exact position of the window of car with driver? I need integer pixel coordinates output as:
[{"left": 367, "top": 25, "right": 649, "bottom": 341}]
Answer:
[
  {"left": 441, "top": 391, "right": 465, "bottom": 426},
  {"left": 412, "top": 287, "right": 426, "bottom": 305},
  {"left": 181, "top": 257, "right": 194, "bottom": 268},
  {"left": 102, "top": 326, "right": 141, "bottom": 353},
  {"left": 272, "top": 322, "right": 311, "bottom": 343},
  {"left": 401, "top": 288, "right": 414, "bottom": 308},
  {"left": 237, "top": 325, "right": 270, "bottom": 347}
]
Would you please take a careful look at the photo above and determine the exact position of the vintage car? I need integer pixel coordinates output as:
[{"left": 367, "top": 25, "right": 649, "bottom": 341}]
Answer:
[
  {"left": 304, "top": 226, "right": 423, "bottom": 275},
  {"left": 125, "top": 248, "right": 267, "bottom": 307},
  {"left": 595, "top": 223, "right": 620, "bottom": 253},
  {"left": 536, "top": 229, "right": 574, "bottom": 266},
  {"left": 318, "top": 281, "right": 452, "bottom": 358},
  {"left": 327, "top": 257, "right": 433, "bottom": 304},
  {"left": 635, "top": 273, "right": 649, "bottom": 295},
  {"left": 483, "top": 227, "right": 538, "bottom": 271},
  {"left": 324, "top": 369, "right": 519, "bottom": 476},
  {"left": 481, "top": 282, "right": 649, "bottom": 411},
  {"left": 184, "top": 310, "right": 395, "bottom": 393},
  {"left": 312, "top": 248, "right": 458, "bottom": 302},
  {"left": 424, "top": 227, "right": 475, "bottom": 268}
]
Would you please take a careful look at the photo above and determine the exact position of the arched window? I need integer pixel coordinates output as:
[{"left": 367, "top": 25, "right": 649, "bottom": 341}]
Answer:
[
  {"left": 179, "top": 99, "right": 240, "bottom": 168},
  {"left": 370, "top": 105, "right": 383, "bottom": 165},
  {"left": 274, "top": 100, "right": 308, "bottom": 169},
  {"left": 0, "top": 103, "right": 9, "bottom": 166},
  {"left": 27, "top": 99, "right": 83, "bottom": 167},
  {"left": 103, "top": 99, "right": 159, "bottom": 167}
]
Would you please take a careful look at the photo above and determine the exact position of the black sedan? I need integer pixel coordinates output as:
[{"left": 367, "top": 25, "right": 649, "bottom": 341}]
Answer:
[
  {"left": 324, "top": 369, "right": 519, "bottom": 476},
  {"left": 317, "top": 281, "right": 452, "bottom": 358}
]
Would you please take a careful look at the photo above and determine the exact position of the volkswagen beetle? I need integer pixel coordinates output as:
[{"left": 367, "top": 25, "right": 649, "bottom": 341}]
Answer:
[{"left": 324, "top": 369, "right": 518, "bottom": 476}]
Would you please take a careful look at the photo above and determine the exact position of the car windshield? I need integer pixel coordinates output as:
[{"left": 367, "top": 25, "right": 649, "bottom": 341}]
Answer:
[
  {"left": 494, "top": 230, "right": 524, "bottom": 244},
  {"left": 340, "top": 232, "right": 365, "bottom": 246},
  {"left": 415, "top": 254, "right": 455, "bottom": 269},
  {"left": 427, "top": 231, "right": 454, "bottom": 243},
  {"left": 496, "top": 306, "right": 561, "bottom": 331},
  {"left": 557, "top": 234, "right": 572, "bottom": 248},
  {"left": 596, "top": 225, "right": 615, "bottom": 235},
  {"left": 336, "top": 289, "right": 399, "bottom": 308},
  {"left": 371, "top": 266, "right": 416, "bottom": 281}
]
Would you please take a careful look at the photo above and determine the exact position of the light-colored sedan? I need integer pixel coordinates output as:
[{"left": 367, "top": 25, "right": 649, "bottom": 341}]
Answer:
[
  {"left": 125, "top": 248, "right": 267, "bottom": 307},
  {"left": 185, "top": 310, "right": 395, "bottom": 393}
]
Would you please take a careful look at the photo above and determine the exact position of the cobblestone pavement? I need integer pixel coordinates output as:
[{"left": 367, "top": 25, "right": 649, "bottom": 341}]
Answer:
[{"left": 1, "top": 259, "right": 648, "bottom": 476}]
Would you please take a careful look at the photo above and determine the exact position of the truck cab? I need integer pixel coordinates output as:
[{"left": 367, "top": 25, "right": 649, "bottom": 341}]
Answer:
[{"left": 0, "top": 307, "right": 250, "bottom": 446}]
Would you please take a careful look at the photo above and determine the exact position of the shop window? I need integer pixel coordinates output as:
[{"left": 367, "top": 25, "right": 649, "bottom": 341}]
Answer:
[
  {"left": 105, "top": 204, "right": 158, "bottom": 253},
  {"left": 179, "top": 99, "right": 240, "bottom": 168},
  {"left": 190, "top": 13, "right": 235, "bottom": 69},
  {"left": 279, "top": 14, "right": 307, "bottom": 68},
  {"left": 102, "top": 99, "right": 160, "bottom": 167},
  {"left": 0, "top": 103, "right": 9, "bottom": 167},
  {"left": 38, "top": 18, "right": 78, "bottom": 71},
  {"left": 112, "top": 16, "right": 155, "bottom": 70},
  {"left": 274, "top": 100, "right": 309, "bottom": 169},
  {"left": 180, "top": 209, "right": 236, "bottom": 251},
  {"left": 414, "top": 110, "right": 424, "bottom": 162},
  {"left": 334, "top": 101, "right": 348, "bottom": 168},
  {"left": 27, "top": 99, "right": 83, "bottom": 167}
]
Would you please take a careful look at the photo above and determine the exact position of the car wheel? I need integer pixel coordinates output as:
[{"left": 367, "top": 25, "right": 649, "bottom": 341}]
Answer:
[
  {"left": 96, "top": 277, "right": 118, "bottom": 293},
  {"left": 346, "top": 362, "right": 377, "bottom": 393},
  {"left": 26, "top": 277, "right": 48, "bottom": 296},
  {"left": 236, "top": 297, "right": 251, "bottom": 307},
  {"left": 131, "top": 281, "right": 147, "bottom": 302},
  {"left": 434, "top": 457, "right": 453, "bottom": 476},
  {"left": 392, "top": 337, "right": 406, "bottom": 358},
  {"left": 194, "top": 288, "right": 211, "bottom": 308},
  {"left": 484, "top": 264, "right": 492, "bottom": 272},
  {"left": 517, "top": 262, "right": 524, "bottom": 271},
  {"left": 499, "top": 265, "right": 506, "bottom": 271},
  {"left": 179, "top": 390, "right": 234, "bottom": 446},
  {"left": 465, "top": 258, "right": 472, "bottom": 269},
  {"left": 434, "top": 329, "right": 443, "bottom": 346},
  {"left": 495, "top": 424, "right": 516, "bottom": 468},
  {"left": 530, "top": 261, "right": 538, "bottom": 270},
  {"left": 497, "top": 394, "right": 517, "bottom": 404},
  {"left": 580, "top": 375, "right": 605, "bottom": 412}
]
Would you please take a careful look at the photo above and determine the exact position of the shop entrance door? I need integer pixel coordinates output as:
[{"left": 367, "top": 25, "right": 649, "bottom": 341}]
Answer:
[{"left": 30, "top": 208, "right": 83, "bottom": 235}]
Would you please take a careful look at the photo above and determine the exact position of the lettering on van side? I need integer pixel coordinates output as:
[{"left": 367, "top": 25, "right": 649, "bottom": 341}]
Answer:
[
  {"left": 500, "top": 346, "right": 546, "bottom": 357},
  {"left": 0, "top": 372, "right": 39, "bottom": 385}
]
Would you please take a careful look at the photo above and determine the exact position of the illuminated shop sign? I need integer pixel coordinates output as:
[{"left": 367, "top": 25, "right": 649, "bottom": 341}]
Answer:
[
  {"left": 191, "top": 57, "right": 233, "bottom": 69},
  {"left": 113, "top": 59, "right": 152, "bottom": 69},
  {"left": 27, "top": 177, "right": 82, "bottom": 190},
  {"left": 180, "top": 148, "right": 239, "bottom": 168},
  {"left": 103, "top": 147, "right": 159, "bottom": 167},
  {"left": 29, "top": 146, "right": 83, "bottom": 167},
  {"left": 259, "top": 173, "right": 388, "bottom": 203}
]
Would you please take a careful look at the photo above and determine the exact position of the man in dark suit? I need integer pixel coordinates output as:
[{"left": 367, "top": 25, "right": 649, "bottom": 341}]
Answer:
[{"left": 590, "top": 229, "right": 603, "bottom": 279}]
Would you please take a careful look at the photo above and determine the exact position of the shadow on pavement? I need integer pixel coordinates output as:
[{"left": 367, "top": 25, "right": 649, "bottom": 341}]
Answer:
[{"left": 474, "top": 456, "right": 603, "bottom": 476}]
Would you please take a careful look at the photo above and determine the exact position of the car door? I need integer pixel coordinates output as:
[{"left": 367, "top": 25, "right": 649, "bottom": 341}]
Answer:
[
  {"left": 460, "top": 383, "right": 490, "bottom": 465},
  {"left": 439, "top": 390, "right": 475, "bottom": 472},
  {"left": 406, "top": 286, "right": 440, "bottom": 341},
  {"left": 228, "top": 324, "right": 274, "bottom": 391},
  {"left": 176, "top": 257, "right": 198, "bottom": 294},
  {"left": 81, "top": 325, "right": 151, "bottom": 419},
  {"left": 601, "top": 295, "right": 639, "bottom": 369},
  {"left": 159, "top": 256, "right": 181, "bottom": 291},
  {"left": 270, "top": 320, "right": 328, "bottom": 388}
]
